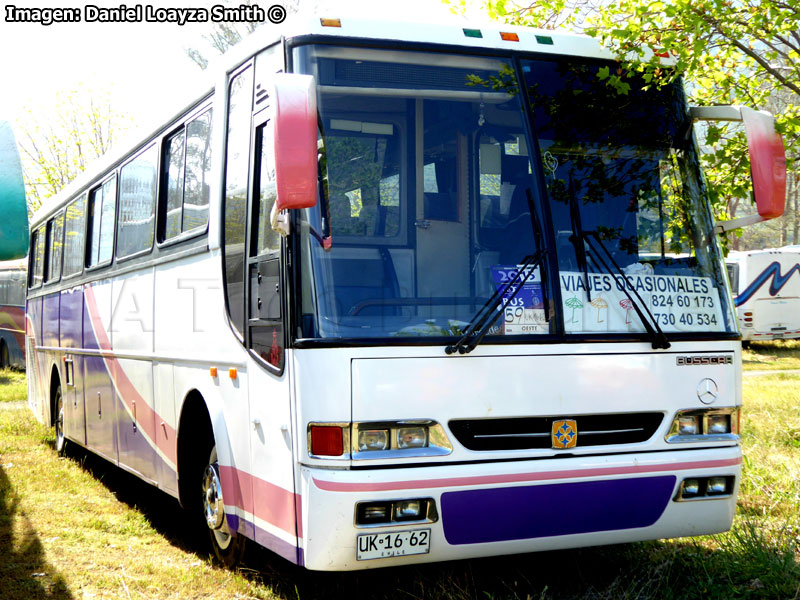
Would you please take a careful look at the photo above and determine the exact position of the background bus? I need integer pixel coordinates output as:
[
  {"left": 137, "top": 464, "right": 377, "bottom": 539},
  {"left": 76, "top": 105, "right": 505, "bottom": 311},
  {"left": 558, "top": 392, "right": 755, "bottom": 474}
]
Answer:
[
  {"left": 0, "top": 258, "right": 27, "bottom": 368},
  {"left": 26, "top": 17, "right": 784, "bottom": 571},
  {"left": 726, "top": 247, "right": 800, "bottom": 343}
]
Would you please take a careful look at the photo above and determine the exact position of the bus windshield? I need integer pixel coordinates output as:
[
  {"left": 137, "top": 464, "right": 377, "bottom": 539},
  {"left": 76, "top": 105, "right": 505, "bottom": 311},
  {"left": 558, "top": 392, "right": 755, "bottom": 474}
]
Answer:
[{"left": 293, "top": 45, "right": 735, "bottom": 342}]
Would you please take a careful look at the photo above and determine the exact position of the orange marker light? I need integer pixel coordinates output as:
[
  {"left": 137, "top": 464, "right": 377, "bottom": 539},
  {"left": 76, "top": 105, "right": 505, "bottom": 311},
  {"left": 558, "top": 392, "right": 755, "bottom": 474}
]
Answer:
[
  {"left": 209, "top": 367, "right": 218, "bottom": 378},
  {"left": 229, "top": 368, "right": 237, "bottom": 379},
  {"left": 500, "top": 32, "right": 519, "bottom": 42},
  {"left": 320, "top": 18, "right": 341, "bottom": 27}
]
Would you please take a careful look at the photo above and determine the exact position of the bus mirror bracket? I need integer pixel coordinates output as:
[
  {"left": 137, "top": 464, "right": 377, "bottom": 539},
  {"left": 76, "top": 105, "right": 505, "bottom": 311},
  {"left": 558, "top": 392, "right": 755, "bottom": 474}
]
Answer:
[
  {"left": 690, "top": 105, "right": 787, "bottom": 234},
  {"left": 273, "top": 73, "right": 319, "bottom": 216}
]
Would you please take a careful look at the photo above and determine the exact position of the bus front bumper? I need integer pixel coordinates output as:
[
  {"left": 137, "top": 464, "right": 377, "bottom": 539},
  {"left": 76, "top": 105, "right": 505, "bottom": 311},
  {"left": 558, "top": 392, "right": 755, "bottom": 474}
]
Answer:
[{"left": 296, "top": 446, "right": 741, "bottom": 571}]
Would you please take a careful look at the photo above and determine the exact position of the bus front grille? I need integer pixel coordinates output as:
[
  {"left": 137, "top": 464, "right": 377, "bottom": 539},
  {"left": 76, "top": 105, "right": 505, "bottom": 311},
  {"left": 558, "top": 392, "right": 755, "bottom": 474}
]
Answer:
[{"left": 448, "top": 413, "right": 664, "bottom": 451}]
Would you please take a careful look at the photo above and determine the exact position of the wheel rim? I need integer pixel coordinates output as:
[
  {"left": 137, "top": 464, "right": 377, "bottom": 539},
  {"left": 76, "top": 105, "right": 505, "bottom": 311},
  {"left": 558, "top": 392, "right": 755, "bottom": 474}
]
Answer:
[{"left": 201, "top": 448, "right": 232, "bottom": 550}]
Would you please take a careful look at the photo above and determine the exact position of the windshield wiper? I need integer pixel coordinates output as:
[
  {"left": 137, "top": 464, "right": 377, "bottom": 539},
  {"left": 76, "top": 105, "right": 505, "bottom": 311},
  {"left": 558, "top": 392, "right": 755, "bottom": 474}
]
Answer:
[
  {"left": 579, "top": 230, "right": 671, "bottom": 350},
  {"left": 445, "top": 248, "right": 547, "bottom": 355}
]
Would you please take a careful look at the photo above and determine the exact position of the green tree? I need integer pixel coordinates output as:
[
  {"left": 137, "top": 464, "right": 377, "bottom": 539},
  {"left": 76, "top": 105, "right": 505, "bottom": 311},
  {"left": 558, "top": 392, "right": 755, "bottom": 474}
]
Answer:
[
  {"left": 458, "top": 0, "right": 800, "bottom": 250},
  {"left": 17, "top": 87, "right": 130, "bottom": 215}
]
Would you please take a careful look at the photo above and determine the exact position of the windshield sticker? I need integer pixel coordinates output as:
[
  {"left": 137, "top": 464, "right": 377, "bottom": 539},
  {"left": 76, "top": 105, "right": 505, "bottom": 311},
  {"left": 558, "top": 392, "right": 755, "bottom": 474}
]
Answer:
[
  {"left": 560, "top": 271, "right": 724, "bottom": 333},
  {"left": 491, "top": 265, "right": 548, "bottom": 335}
]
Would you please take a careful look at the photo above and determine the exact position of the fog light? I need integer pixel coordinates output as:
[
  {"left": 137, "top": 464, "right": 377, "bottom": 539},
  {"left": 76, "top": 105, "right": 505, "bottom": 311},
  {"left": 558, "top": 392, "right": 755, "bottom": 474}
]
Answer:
[
  {"left": 682, "top": 479, "right": 700, "bottom": 497},
  {"left": 394, "top": 500, "right": 423, "bottom": 521},
  {"left": 358, "top": 429, "right": 389, "bottom": 451},
  {"left": 707, "top": 413, "right": 730, "bottom": 434},
  {"left": 357, "top": 502, "right": 390, "bottom": 524},
  {"left": 678, "top": 415, "right": 701, "bottom": 435},
  {"left": 397, "top": 427, "right": 428, "bottom": 449},
  {"left": 707, "top": 477, "right": 728, "bottom": 494}
]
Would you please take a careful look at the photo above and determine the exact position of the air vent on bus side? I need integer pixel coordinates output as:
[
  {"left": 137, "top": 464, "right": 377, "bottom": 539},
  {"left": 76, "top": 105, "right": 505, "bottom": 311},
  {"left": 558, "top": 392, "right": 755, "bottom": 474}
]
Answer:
[{"left": 448, "top": 413, "right": 664, "bottom": 451}]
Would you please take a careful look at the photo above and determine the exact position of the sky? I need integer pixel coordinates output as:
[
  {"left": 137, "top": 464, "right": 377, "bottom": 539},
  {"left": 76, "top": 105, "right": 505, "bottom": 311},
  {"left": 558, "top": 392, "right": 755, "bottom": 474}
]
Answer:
[{"left": 0, "top": 0, "right": 480, "bottom": 137}]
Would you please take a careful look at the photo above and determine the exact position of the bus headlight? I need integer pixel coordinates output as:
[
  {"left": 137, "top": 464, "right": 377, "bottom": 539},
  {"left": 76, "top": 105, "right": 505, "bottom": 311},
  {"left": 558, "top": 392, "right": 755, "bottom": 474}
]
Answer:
[
  {"left": 666, "top": 408, "right": 740, "bottom": 443},
  {"left": 358, "top": 429, "right": 390, "bottom": 451},
  {"left": 353, "top": 421, "right": 452, "bottom": 459},
  {"left": 397, "top": 426, "right": 427, "bottom": 449}
]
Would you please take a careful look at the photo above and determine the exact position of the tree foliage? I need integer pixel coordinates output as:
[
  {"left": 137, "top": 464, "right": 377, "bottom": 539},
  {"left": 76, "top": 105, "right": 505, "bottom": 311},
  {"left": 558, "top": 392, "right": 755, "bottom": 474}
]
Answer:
[
  {"left": 17, "top": 87, "right": 130, "bottom": 215},
  {"left": 457, "top": 0, "right": 800, "bottom": 249}
]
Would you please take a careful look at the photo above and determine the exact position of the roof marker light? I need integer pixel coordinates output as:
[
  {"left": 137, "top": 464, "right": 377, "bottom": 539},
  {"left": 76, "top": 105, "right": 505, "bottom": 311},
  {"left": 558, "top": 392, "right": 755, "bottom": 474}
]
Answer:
[
  {"left": 536, "top": 35, "right": 554, "bottom": 45},
  {"left": 463, "top": 28, "right": 483, "bottom": 38},
  {"left": 500, "top": 32, "right": 519, "bottom": 42},
  {"left": 320, "top": 18, "right": 341, "bottom": 27}
]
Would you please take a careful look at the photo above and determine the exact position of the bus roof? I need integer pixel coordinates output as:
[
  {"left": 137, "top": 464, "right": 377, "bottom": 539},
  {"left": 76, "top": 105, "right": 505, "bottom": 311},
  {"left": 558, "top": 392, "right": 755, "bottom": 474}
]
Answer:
[{"left": 30, "top": 16, "right": 619, "bottom": 228}]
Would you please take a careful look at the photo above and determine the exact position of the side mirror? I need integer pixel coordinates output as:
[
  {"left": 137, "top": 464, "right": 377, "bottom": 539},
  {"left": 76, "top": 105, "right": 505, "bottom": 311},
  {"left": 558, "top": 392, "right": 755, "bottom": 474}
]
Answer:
[
  {"left": 273, "top": 73, "right": 318, "bottom": 213},
  {"left": 0, "top": 121, "right": 30, "bottom": 260},
  {"left": 690, "top": 106, "right": 786, "bottom": 233}
]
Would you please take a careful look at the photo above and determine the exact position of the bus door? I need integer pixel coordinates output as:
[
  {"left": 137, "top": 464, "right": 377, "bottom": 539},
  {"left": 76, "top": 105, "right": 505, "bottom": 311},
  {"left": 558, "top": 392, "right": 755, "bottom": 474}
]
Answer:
[
  {"left": 415, "top": 100, "right": 470, "bottom": 307},
  {"left": 244, "top": 110, "right": 297, "bottom": 555}
]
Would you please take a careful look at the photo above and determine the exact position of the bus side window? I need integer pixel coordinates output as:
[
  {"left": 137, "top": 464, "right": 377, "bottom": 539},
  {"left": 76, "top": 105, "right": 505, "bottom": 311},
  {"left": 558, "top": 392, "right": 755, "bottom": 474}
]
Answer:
[
  {"left": 29, "top": 227, "right": 45, "bottom": 288},
  {"left": 160, "top": 109, "right": 213, "bottom": 242},
  {"left": 87, "top": 176, "right": 117, "bottom": 267},
  {"left": 117, "top": 145, "right": 157, "bottom": 259},
  {"left": 63, "top": 194, "right": 86, "bottom": 277},
  {"left": 45, "top": 212, "right": 64, "bottom": 283}
]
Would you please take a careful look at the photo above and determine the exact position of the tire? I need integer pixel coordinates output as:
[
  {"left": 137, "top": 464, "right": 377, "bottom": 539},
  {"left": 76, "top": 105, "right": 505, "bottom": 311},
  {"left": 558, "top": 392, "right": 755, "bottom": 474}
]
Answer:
[
  {"left": 201, "top": 445, "right": 246, "bottom": 567},
  {"left": 54, "top": 385, "right": 67, "bottom": 456},
  {"left": 0, "top": 341, "right": 9, "bottom": 369}
]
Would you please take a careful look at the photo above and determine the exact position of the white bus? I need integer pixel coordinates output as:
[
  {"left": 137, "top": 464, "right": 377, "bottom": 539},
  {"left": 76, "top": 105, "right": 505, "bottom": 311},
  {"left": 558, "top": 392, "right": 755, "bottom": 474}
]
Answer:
[
  {"left": 26, "top": 17, "right": 786, "bottom": 571},
  {"left": 726, "top": 247, "right": 800, "bottom": 343}
]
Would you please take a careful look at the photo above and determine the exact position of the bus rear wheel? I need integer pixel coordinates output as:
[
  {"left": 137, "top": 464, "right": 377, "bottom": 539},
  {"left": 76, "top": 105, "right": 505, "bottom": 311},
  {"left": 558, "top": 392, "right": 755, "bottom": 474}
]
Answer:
[
  {"left": 54, "top": 385, "right": 67, "bottom": 456},
  {"left": 201, "top": 445, "right": 246, "bottom": 567}
]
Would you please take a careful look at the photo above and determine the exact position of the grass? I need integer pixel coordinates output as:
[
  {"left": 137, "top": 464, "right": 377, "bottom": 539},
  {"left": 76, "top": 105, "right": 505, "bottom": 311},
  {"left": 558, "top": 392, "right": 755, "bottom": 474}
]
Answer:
[
  {"left": 0, "top": 367, "right": 27, "bottom": 403},
  {"left": 0, "top": 346, "right": 798, "bottom": 599},
  {"left": 743, "top": 339, "right": 800, "bottom": 371}
]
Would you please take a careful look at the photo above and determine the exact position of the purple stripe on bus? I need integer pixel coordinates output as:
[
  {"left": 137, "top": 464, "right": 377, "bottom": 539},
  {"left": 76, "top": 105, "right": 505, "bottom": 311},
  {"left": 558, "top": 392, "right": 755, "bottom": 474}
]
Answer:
[
  {"left": 226, "top": 513, "right": 302, "bottom": 565},
  {"left": 440, "top": 476, "right": 676, "bottom": 545}
]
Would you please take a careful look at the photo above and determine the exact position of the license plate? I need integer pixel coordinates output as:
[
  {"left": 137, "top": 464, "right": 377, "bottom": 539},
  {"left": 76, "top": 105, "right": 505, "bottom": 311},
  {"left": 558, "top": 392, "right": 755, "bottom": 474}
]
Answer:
[{"left": 356, "top": 529, "right": 431, "bottom": 560}]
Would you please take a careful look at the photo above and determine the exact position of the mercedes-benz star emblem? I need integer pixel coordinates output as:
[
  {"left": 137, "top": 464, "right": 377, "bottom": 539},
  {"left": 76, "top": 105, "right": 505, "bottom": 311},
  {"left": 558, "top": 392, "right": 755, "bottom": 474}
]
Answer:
[{"left": 697, "top": 378, "right": 719, "bottom": 404}]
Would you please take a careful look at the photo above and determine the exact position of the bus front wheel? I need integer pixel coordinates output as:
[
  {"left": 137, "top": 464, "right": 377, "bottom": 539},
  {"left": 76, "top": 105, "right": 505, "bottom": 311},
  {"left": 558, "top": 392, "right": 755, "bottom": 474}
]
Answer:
[{"left": 201, "top": 445, "right": 246, "bottom": 566}]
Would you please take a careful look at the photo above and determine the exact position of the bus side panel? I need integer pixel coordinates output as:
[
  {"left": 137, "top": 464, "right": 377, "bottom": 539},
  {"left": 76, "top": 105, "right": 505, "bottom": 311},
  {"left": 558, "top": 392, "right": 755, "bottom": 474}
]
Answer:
[
  {"left": 246, "top": 364, "right": 299, "bottom": 564},
  {"left": 153, "top": 362, "right": 178, "bottom": 496},
  {"left": 83, "top": 281, "right": 118, "bottom": 463},
  {"left": 112, "top": 271, "right": 159, "bottom": 484},
  {"left": 26, "top": 295, "right": 46, "bottom": 422},
  {"left": 60, "top": 286, "right": 86, "bottom": 446}
]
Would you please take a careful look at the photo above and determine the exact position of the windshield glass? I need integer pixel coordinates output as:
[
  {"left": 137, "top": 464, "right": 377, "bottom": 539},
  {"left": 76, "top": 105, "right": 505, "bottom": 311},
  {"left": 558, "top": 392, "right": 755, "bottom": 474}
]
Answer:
[
  {"left": 522, "top": 58, "right": 735, "bottom": 335},
  {"left": 294, "top": 46, "right": 548, "bottom": 340},
  {"left": 292, "top": 45, "right": 736, "bottom": 342}
]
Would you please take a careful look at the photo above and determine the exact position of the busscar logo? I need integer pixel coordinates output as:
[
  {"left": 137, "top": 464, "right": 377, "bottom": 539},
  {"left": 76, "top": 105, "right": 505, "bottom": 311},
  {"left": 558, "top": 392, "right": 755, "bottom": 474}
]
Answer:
[{"left": 676, "top": 355, "right": 733, "bottom": 366}]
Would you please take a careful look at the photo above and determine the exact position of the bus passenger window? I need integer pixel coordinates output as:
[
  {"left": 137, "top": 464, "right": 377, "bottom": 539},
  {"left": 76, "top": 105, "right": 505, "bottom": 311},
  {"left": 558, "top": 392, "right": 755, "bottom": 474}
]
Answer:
[
  {"left": 87, "top": 176, "right": 117, "bottom": 267},
  {"left": 118, "top": 145, "right": 157, "bottom": 258},
  {"left": 45, "top": 212, "right": 64, "bottom": 283},
  {"left": 29, "top": 228, "right": 45, "bottom": 288},
  {"left": 161, "top": 109, "right": 213, "bottom": 241},
  {"left": 63, "top": 194, "right": 86, "bottom": 277}
]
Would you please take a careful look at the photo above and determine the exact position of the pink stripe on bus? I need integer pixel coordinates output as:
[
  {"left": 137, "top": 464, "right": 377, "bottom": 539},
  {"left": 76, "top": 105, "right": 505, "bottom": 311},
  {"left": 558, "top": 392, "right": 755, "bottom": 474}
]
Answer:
[
  {"left": 312, "top": 457, "right": 742, "bottom": 493},
  {"left": 219, "top": 465, "right": 299, "bottom": 537}
]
